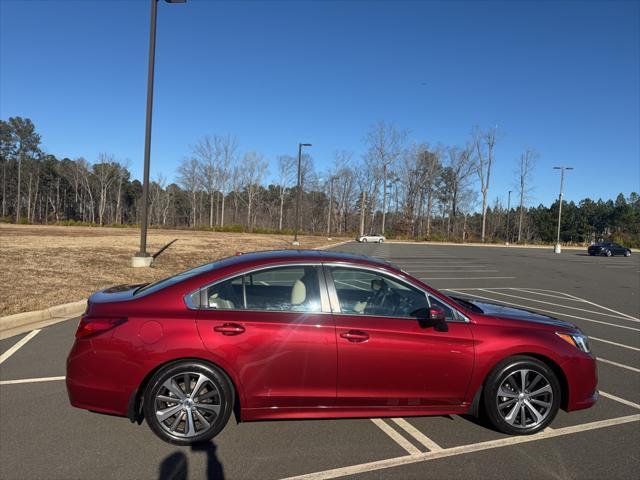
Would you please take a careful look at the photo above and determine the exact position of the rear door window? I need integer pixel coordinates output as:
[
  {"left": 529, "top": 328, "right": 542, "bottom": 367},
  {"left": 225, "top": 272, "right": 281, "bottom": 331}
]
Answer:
[{"left": 204, "top": 266, "right": 322, "bottom": 312}]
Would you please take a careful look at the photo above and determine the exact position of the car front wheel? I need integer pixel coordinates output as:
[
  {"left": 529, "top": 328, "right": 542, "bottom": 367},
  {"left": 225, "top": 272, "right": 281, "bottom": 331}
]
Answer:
[
  {"left": 605, "top": 249, "right": 612, "bottom": 257},
  {"left": 625, "top": 251, "right": 631, "bottom": 257},
  {"left": 143, "top": 361, "right": 234, "bottom": 445},
  {"left": 483, "top": 355, "right": 560, "bottom": 435}
]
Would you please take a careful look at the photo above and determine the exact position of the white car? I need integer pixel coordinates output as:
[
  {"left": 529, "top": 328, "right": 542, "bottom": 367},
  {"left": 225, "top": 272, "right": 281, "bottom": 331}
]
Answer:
[{"left": 356, "top": 233, "right": 385, "bottom": 243}]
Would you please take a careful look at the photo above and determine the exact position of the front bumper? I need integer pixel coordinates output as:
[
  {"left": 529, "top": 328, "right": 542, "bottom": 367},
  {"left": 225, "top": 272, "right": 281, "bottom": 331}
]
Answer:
[{"left": 562, "top": 353, "right": 598, "bottom": 411}]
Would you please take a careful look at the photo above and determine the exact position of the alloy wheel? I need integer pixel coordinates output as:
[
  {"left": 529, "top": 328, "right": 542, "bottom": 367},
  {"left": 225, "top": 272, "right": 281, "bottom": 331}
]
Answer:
[
  {"left": 496, "top": 369, "right": 553, "bottom": 429},
  {"left": 154, "top": 372, "right": 221, "bottom": 439}
]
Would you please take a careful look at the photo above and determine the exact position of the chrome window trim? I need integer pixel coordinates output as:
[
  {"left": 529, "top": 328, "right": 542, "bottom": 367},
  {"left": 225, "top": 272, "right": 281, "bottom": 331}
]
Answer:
[
  {"left": 184, "top": 262, "right": 332, "bottom": 315},
  {"left": 322, "top": 262, "right": 470, "bottom": 323}
]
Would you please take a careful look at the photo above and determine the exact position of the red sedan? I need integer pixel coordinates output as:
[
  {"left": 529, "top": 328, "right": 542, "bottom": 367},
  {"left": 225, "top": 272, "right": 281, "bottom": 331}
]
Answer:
[{"left": 66, "top": 250, "right": 597, "bottom": 445}]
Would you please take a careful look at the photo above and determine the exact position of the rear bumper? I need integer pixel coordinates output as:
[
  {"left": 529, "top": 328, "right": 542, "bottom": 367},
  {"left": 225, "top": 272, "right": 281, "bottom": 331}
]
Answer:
[
  {"left": 66, "top": 338, "right": 133, "bottom": 417},
  {"left": 562, "top": 354, "right": 598, "bottom": 412}
]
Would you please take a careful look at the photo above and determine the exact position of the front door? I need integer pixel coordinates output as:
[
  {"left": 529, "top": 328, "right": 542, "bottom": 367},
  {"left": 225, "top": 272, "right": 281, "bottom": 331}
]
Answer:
[
  {"left": 196, "top": 265, "right": 336, "bottom": 409},
  {"left": 327, "top": 266, "right": 474, "bottom": 407}
]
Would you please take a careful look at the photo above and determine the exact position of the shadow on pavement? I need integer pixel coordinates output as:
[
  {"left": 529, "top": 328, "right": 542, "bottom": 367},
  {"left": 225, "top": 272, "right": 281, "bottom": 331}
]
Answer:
[{"left": 159, "top": 442, "right": 224, "bottom": 480}]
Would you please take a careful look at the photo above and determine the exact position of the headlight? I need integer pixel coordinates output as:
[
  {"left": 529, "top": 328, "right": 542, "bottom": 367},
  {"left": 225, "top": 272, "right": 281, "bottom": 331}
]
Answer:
[{"left": 556, "top": 332, "right": 591, "bottom": 353}]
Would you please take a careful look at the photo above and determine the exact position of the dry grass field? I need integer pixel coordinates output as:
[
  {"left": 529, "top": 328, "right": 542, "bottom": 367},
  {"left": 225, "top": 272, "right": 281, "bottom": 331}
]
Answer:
[{"left": 0, "top": 224, "right": 344, "bottom": 316}]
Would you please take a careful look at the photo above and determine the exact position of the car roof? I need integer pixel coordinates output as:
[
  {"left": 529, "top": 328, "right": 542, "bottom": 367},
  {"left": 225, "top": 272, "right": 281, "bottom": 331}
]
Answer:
[{"left": 210, "top": 249, "right": 396, "bottom": 271}]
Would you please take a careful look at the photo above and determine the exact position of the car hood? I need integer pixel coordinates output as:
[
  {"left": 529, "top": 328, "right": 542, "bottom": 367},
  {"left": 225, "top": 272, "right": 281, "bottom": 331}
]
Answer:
[{"left": 450, "top": 296, "right": 577, "bottom": 329}]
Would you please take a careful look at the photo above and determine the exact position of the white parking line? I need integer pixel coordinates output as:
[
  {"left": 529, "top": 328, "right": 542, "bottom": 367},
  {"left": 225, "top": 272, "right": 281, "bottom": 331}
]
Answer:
[
  {"left": 444, "top": 289, "right": 640, "bottom": 332},
  {"left": 600, "top": 391, "right": 640, "bottom": 410},
  {"left": 597, "top": 357, "right": 640, "bottom": 373},
  {"left": 0, "top": 329, "right": 40, "bottom": 365},
  {"left": 589, "top": 336, "right": 640, "bottom": 352},
  {"left": 370, "top": 419, "right": 421, "bottom": 456},
  {"left": 282, "top": 415, "right": 640, "bottom": 480},
  {"left": 561, "top": 292, "right": 640, "bottom": 322},
  {"left": 511, "top": 288, "right": 587, "bottom": 302},
  {"left": 0, "top": 376, "right": 66, "bottom": 385},
  {"left": 478, "top": 289, "right": 639, "bottom": 322},
  {"left": 391, "top": 418, "right": 442, "bottom": 451}
]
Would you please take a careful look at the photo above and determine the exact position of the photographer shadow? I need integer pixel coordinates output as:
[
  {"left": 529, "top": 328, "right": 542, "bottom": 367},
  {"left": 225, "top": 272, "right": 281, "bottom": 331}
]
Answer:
[{"left": 159, "top": 442, "right": 224, "bottom": 480}]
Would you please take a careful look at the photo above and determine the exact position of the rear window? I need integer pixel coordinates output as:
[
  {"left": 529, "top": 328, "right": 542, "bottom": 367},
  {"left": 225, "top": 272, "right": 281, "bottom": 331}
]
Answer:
[{"left": 135, "top": 263, "right": 213, "bottom": 296}]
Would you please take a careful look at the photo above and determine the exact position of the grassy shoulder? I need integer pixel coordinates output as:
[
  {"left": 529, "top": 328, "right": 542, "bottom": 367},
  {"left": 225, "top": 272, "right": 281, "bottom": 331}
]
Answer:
[{"left": 0, "top": 224, "right": 345, "bottom": 316}]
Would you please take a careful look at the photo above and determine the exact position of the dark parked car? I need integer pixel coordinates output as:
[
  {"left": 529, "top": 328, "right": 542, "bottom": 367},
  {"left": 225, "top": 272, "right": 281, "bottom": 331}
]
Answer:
[
  {"left": 67, "top": 250, "right": 597, "bottom": 445},
  {"left": 588, "top": 242, "right": 631, "bottom": 257}
]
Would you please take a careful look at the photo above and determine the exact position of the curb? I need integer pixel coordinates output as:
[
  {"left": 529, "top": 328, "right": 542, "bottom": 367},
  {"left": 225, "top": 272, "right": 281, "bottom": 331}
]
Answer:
[
  {"left": 315, "top": 239, "right": 352, "bottom": 250},
  {"left": 0, "top": 300, "right": 86, "bottom": 340}
]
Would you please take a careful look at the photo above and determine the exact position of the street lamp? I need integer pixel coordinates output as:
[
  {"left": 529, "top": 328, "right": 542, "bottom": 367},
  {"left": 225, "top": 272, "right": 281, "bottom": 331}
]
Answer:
[
  {"left": 133, "top": 0, "right": 187, "bottom": 268},
  {"left": 506, "top": 190, "right": 512, "bottom": 245},
  {"left": 553, "top": 166, "right": 573, "bottom": 254},
  {"left": 293, "top": 143, "right": 312, "bottom": 246}
]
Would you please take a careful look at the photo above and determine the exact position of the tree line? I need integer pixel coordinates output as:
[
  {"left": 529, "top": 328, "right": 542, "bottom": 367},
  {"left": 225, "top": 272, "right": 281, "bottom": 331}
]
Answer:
[{"left": 1, "top": 116, "right": 638, "bottom": 247}]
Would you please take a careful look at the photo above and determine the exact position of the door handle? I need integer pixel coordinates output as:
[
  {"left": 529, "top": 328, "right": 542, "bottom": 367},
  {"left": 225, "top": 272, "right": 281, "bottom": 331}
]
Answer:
[
  {"left": 340, "top": 330, "right": 369, "bottom": 343},
  {"left": 213, "top": 323, "right": 245, "bottom": 335}
]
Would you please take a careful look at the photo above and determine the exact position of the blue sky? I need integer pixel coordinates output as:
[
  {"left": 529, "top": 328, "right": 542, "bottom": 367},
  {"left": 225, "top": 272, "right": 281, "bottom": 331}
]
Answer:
[{"left": 1, "top": 0, "right": 638, "bottom": 208}]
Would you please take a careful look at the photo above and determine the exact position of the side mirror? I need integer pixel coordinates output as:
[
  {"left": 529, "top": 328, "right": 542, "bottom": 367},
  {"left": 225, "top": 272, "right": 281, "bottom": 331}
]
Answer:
[{"left": 413, "top": 306, "right": 447, "bottom": 329}]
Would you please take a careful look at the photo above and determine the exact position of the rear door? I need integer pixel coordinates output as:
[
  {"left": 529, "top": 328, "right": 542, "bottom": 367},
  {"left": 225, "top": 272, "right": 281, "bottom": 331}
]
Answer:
[
  {"left": 327, "top": 265, "right": 474, "bottom": 407},
  {"left": 195, "top": 264, "right": 337, "bottom": 409}
]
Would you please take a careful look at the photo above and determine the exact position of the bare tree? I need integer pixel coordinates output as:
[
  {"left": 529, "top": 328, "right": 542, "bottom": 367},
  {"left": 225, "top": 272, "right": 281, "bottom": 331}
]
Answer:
[
  {"left": 473, "top": 126, "right": 497, "bottom": 242},
  {"left": 177, "top": 157, "right": 202, "bottom": 227},
  {"left": 515, "top": 148, "right": 538, "bottom": 242},
  {"left": 217, "top": 134, "right": 237, "bottom": 228},
  {"left": 193, "top": 136, "right": 220, "bottom": 228},
  {"left": 417, "top": 145, "right": 441, "bottom": 238},
  {"left": 240, "top": 152, "right": 267, "bottom": 229},
  {"left": 93, "top": 154, "right": 118, "bottom": 226},
  {"left": 444, "top": 144, "right": 475, "bottom": 238},
  {"left": 332, "top": 150, "right": 355, "bottom": 234},
  {"left": 78, "top": 158, "right": 95, "bottom": 223},
  {"left": 277, "top": 155, "right": 295, "bottom": 231},
  {"left": 364, "top": 121, "right": 406, "bottom": 234}
]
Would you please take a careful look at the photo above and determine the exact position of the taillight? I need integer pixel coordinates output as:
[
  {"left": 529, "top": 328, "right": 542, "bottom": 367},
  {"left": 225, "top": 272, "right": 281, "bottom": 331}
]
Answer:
[{"left": 75, "top": 315, "right": 127, "bottom": 339}]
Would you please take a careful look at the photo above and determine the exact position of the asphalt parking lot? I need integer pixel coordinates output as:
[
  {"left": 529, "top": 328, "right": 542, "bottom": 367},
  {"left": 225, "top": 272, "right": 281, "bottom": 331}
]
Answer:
[{"left": 1, "top": 242, "right": 639, "bottom": 480}]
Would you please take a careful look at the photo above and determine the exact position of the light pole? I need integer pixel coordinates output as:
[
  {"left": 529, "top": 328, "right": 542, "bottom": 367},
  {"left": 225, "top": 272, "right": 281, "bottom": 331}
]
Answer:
[
  {"left": 293, "top": 143, "right": 312, "bottom": 245},
  {"left": 327, "top": 175, "right": 337, "bottom": 238},
  {"left": 506, "top": 190, "right": 512, "bottom": 245},
  {"left": 133, "top": 0, "right": 186, "bottom": 268},
  {"left": 553, "top": 166, "right": 573, "bottom": 254}
]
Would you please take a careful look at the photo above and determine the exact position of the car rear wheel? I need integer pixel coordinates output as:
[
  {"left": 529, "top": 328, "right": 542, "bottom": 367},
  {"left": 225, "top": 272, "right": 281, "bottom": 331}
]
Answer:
[
  {"left": 605, "top": 249, "right": 612, "bottom": 257},
  {"left": 483, "top": 356, "right": 560, "bottom": 435},
  {"left": 143, "top": 361, "right": 234, "bottom": 445}
]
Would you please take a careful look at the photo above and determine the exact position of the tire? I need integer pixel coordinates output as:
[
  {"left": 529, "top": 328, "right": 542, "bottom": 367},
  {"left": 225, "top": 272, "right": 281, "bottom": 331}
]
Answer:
[
  {"left": 483, "top": 355, "right": 560, "bottom": 435},
  {"left": 143, "top": 361, "right": 234, "bottom": 445},
  {"left": 625, "top": 251, "right": 631, "bottom": 257},
  {"left": 378, "top": 239, "right": 384, "bottom": 243},
  {"left": 362, "top": 238, "right": 368, "bottom": 243},
  {"left": 605, "top": 249, "right": 612, "bottom": 257}
]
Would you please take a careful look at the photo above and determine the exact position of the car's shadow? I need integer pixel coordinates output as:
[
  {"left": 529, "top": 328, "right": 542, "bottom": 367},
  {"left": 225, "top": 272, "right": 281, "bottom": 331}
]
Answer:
[
  {"left": 159, "top": 442, "right": 224, "bottom": 480},
  {"left": 458, "top": 413, "right": 501, "bottom": 432}
]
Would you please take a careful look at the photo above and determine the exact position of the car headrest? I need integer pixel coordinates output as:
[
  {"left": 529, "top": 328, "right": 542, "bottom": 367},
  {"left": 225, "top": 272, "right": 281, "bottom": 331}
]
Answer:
[{"left": 291, "top": 279, "right": 306, "bottom": 305}]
